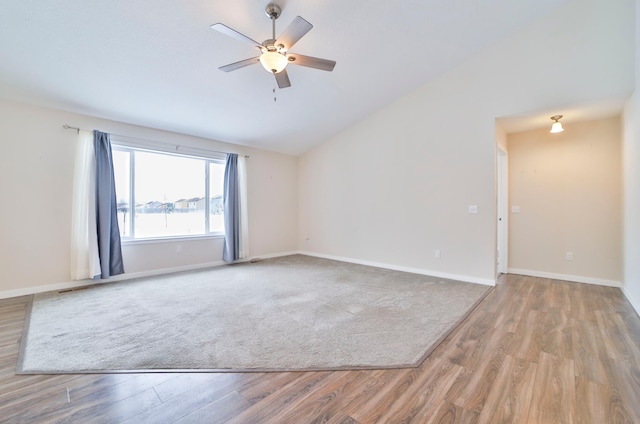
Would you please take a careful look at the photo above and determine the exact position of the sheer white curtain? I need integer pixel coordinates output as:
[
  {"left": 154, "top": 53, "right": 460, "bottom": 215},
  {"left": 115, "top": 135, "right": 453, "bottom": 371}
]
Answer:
[
  {"left": 238, "top": 155, "right": 250, "bottom": 259},
  {"left": 70, "top": 130, "right": 100, "bottom": 280}
]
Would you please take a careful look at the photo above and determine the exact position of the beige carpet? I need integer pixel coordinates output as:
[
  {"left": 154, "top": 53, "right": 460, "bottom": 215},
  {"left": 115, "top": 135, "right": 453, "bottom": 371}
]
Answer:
[{"left": 17, "top": 255, "right": 491, "bottom": 374}]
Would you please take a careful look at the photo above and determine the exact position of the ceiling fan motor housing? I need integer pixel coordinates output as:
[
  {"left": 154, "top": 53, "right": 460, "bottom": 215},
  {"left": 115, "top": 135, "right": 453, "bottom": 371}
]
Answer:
[{"left": 261, "top": 39, "right": 286, "bottom": 54}]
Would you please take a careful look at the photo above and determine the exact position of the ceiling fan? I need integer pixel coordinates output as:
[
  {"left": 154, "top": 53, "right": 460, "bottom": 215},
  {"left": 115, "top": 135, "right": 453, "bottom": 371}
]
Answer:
[{"left": 211, "top": 3, "right": 336, "bottom": 89}]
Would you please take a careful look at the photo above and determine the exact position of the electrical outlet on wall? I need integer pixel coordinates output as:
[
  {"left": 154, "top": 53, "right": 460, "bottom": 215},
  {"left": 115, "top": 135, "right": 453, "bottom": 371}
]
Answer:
[
  {"left": 565, "top": 252, "right": 573, "bottom": 261},
  {"left": 435, "top": 249, "right": 441, "bottom": 258}
]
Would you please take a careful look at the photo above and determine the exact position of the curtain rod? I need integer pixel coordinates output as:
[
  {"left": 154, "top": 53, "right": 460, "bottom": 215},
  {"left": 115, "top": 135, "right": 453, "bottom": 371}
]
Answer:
[{"left": 62, "top": 124, "right": 249, "bottom": 158}]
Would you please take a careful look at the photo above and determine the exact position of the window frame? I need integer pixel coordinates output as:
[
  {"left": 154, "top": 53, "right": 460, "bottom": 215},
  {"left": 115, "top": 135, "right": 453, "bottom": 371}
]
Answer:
[{"left": 111, "top": 139, "right": 226, "bottom": 243}]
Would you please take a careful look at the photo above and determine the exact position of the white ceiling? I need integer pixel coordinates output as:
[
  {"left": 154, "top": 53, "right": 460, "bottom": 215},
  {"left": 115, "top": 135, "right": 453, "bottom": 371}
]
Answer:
[{"left": 0, "top": 0, "right": 569, "bottom": 155}]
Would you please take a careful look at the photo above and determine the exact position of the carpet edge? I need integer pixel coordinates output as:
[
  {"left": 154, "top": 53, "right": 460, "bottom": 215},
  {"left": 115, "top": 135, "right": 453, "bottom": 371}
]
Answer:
[
  {"left": 409, "top": 285, "right": 494, "bottom": 367},
  {"left": 17, "top": 256, "right": 494, "bottom": 375},
  {"left": 16, "top": 286, "right": 493, "bottom": 376},
  {"left": 15, "top": 294, "right": 35, "bottom": 375}
]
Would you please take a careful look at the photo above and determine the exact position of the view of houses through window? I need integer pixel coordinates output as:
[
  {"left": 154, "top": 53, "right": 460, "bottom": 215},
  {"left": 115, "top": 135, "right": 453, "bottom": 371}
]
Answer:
[{"left": 112, "top": 146, "right": 226, "bottom": 239}]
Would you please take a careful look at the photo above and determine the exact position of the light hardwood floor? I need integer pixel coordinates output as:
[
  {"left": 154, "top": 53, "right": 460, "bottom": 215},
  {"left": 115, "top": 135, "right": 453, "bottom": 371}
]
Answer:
[{"left": 1, "top": 274, "right": 640, "bottom": 423}]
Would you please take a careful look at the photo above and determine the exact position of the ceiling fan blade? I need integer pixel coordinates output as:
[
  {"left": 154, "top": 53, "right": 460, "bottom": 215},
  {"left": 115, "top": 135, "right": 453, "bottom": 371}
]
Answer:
[
  {"left": 274, "top": 69, "right": 291, "bottom": 89},
  {"left": 286, "top": 54, "right": 336, "bottom": 72},
  {"left": 219, "top": 57, "right": 260, "bottom": 72},
  {"left": 210, "top": 23, "right": 262, "bottom": 48},
  {"left": 276, "top": 16, "right": 313, "bottom": 50}
]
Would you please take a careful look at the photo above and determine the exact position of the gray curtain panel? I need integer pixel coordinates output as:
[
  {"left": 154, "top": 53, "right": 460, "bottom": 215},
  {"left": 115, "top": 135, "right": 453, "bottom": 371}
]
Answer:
[
  {"left": 223, "top": 153, "right": 240, "bottom": 262},
  {"left": 94, "top": 130, "right": 125, "bottom": 278}
]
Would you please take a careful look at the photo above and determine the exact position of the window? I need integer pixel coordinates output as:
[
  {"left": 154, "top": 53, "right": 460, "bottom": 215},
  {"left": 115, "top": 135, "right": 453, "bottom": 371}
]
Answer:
[{"left": 112, "top": 145, "right": 226, "bottom": 240}]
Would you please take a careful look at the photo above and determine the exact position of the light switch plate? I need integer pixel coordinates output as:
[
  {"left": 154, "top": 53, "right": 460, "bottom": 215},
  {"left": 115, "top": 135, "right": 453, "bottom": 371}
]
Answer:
[{"left": 468, "top": 205, "right": 478, "bottom": 214}]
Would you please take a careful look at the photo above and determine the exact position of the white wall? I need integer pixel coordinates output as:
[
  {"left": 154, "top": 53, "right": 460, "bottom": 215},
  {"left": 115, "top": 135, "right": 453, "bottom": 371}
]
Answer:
[
  {"left": 298, "top": 0, "right": 634, "bottom": 285},
  {"left": 621, "top": 0, "right": 640, "bottom": 313},
  {"left": 0, "top": 99, "right": 298, "bottom": 296},
  {"left": 508, "top": 118, "right": 622, "bottom": 285}
]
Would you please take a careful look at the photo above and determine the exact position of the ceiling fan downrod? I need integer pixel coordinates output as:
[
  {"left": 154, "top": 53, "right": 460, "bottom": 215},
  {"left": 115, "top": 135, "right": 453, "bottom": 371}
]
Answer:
[{"left": 265, "top": 3, "right": 281, "bottom": 40}]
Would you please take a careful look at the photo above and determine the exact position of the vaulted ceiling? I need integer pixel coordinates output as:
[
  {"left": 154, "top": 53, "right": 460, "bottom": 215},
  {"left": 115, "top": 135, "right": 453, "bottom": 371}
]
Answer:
[{"left": 1, "top": 0, "right": 571, "bottom": 155}]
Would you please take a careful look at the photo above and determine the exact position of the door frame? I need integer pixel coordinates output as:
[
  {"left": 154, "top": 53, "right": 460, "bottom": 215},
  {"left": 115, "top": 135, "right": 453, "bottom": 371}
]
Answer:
[{"left": 497, "top": 147, "right": 509, "bottom": 275}]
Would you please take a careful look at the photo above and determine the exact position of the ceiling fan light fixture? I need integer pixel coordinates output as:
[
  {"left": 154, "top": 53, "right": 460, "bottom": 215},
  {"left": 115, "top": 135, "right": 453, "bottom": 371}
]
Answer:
[
  {"left": 550, "top": 115, "right": 564, "bottom": 133},
  {"left": 260, "top": 51, "right": 288, "bottom": 73},
  {"left": 211, "top": 3, "right": 336, "bottom": 88}
]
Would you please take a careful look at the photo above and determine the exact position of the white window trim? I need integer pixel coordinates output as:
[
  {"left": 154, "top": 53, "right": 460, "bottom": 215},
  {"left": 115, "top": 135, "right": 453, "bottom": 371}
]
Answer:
[
  {"left": 112, "top": 138, "right": 226, "bottom": 242},
  {"left": 121, "top": 234, "right": 225, "bottom": 246},
  {"left": 111, "top": 135, "right": 227, "bottom": 162}
]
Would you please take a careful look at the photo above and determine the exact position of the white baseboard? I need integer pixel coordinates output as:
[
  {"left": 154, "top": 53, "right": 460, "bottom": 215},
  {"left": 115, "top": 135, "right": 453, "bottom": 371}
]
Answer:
[
  {"left": 507, "top": 268, "right": 621, "bottom": 288},
  {"left": 298, "top": 251, "right": 495, "bottom": 286},
  {"left": 0, "top": 280, "right": 100, "bottom": 300},
  {"left": 248, "top": 251, "right": 300, "bottom": 261},
  {"left": 0, "top": 251, "right": 300, "bottom": 300},
  {"left": 622, "top": 287, "right": 640, "bottom": 316},
  {"left": 1, "top": 250, "right": 492, "bottom": 299},
  {"left": 0, "top": 260, "right": 226, "bottom": 300},
  {"left": 105, "top": 260, "right": 228, "bottom": 281}
]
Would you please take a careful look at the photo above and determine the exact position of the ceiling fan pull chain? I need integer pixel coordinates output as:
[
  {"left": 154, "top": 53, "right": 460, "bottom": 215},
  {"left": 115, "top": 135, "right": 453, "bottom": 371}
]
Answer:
[{"left": 273, "top": 87, "right": 277, "bottom": 102}]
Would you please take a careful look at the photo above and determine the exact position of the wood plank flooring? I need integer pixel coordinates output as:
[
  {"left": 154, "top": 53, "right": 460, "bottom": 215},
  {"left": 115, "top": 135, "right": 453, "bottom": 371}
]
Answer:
[{"left": 1, "top": 274, "right": 640, "bottom": 423}]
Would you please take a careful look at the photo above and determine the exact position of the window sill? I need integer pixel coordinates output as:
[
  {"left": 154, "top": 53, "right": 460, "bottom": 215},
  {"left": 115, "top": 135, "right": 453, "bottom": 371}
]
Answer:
[{"left": 121, "top": 234, "right": 225, "bottom": 246}]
